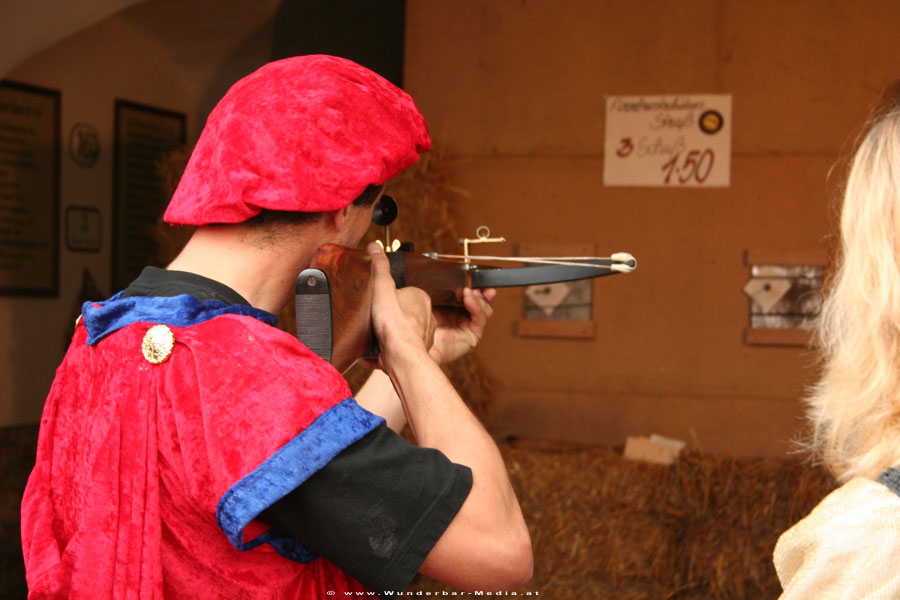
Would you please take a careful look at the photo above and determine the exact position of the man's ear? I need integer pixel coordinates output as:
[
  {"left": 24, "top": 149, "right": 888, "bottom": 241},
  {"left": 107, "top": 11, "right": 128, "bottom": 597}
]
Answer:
[{"left": 325, "top": 206, "right": 349, "bottom": 232}]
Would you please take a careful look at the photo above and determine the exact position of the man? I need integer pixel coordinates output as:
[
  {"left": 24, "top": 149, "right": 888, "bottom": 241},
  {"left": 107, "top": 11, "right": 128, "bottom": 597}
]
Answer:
[{"left": 21, "top": 55, "right": 532, "bottom": 598}]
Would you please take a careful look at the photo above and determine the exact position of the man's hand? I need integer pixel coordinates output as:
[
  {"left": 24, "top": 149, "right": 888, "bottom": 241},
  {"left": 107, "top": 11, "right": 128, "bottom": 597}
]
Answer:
[
  {"left": 429, "top": 288, "right": 496, "bottom": 364},
  {"left": 367, "top": 242, "right": 436, "bottom": 368}
]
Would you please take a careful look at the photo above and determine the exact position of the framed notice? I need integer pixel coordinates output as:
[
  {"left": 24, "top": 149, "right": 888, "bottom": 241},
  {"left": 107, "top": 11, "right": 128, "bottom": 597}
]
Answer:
[
  {"left": 113, "top": 100, "right": 185, "bottom": 291},
  {"left": 604, "top": 94, "right": 731, "bottom": 187},
  {"left": 65, "top": 205, "right": 102, "bottom": 252},
  {"left": 0, "top": 81, "right": 61, "bottom": 296}
]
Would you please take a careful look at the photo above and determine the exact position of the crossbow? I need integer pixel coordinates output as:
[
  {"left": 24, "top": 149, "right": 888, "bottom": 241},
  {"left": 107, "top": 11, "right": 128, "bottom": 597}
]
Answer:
[{"left": 295, "top": 195, "right": 636, "bottom": 371}]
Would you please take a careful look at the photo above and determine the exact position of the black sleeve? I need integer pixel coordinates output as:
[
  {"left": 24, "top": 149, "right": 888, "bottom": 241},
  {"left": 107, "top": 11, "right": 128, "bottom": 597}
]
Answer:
[{"left": 259, "top": 424, "right": 472, "bottom": 596}]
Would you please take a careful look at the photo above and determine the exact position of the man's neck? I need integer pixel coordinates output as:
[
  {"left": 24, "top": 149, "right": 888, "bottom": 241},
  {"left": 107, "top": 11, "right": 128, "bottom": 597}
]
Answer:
[{"left": 165, "top": 223, "right": 326, "bottom": 314}]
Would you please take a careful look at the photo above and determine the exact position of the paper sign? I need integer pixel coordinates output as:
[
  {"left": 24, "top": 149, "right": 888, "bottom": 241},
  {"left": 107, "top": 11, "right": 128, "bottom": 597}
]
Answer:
[{"left": 604, "top": 94, "right": 731, "bottom": 187}]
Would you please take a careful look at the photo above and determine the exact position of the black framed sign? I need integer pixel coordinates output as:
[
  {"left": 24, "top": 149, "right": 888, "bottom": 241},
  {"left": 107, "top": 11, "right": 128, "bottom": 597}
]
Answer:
[
  {"left": 0, "top": 80, "right": 61, "bottom": 296},
  {"left": 112, "top": 100, "right": 185, "bottom": 291}
]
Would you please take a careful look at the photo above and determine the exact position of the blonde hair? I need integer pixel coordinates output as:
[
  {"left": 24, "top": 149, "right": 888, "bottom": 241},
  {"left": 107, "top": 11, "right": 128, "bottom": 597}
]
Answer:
[{"left": 807, "top": 106, "right": 900, "bottom": 481}]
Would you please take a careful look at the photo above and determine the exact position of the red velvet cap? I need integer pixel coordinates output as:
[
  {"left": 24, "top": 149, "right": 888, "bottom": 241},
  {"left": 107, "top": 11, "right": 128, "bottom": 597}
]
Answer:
[{"left": 163, "top": 55, "right": 431, "bottom": 225}]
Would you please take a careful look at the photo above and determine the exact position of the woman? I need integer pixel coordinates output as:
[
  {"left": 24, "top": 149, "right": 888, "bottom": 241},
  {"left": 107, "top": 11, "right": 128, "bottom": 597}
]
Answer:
[{"left": 775, "top": 102, "right": 900, "bottom": 597}]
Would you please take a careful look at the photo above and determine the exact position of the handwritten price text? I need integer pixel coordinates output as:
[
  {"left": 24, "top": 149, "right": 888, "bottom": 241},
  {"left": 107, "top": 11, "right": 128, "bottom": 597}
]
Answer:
[{"left": 660, "top": 149, "right": 714, "bottom": 185}]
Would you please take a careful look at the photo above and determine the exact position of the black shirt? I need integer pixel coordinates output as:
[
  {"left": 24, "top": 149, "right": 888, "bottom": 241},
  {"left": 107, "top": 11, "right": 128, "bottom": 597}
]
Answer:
[{"left": 122, "top": 267, "right": 473, "bottom": 596}]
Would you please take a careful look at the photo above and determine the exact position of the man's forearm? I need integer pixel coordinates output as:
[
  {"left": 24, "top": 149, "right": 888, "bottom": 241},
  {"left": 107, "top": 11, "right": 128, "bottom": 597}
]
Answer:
[
  {"left": 380, "top": 336, "right": 532, "bottom": 590},
  {"left": 354, "top": 370, "right": 407, "bottom": 433},
  {"left": 366, "top": 242, "right": 532, "bottom": 589}
]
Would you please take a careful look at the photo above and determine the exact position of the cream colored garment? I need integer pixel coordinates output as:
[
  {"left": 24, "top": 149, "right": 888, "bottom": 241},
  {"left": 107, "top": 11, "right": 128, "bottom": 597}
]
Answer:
[{"left": 774, "top": 477, "right": 900, "bottom": 599}]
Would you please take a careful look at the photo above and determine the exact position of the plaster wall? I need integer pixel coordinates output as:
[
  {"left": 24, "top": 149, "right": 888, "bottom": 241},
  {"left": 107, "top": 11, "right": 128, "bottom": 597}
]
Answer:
[{"left": 0, "top": 16, "right": 192, "bottom": 425}]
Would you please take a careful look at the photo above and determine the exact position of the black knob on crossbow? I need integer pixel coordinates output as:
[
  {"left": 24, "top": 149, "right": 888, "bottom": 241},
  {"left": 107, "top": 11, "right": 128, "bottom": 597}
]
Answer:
[{"left": 371, "top": 195, "right": 398, "bottom": 226}]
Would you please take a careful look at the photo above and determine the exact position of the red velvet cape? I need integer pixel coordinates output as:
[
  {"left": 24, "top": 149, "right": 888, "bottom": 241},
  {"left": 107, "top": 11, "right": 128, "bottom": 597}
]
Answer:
[{"left": 21, "top": 294, "right": 383, "bottom": 598}]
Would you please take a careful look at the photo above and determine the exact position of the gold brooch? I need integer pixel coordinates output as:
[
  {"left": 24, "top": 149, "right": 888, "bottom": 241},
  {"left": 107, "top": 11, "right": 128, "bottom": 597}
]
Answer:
[{"left": 142, "top": 324, "right": 175, "bottom": 364}]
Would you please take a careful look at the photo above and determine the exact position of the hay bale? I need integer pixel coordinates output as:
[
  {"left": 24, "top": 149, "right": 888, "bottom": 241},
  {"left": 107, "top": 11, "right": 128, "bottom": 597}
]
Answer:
[
  {"left": 153, "top": 146, "right": 194, "bottom": 267},
  {"left": 408, "top": 439, "right": 835, "bottom": 600}
]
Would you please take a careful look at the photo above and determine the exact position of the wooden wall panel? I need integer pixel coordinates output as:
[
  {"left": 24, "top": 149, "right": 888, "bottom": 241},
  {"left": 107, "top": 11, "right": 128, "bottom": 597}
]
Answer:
[{"left": 405, "top": 0, "right": 887, "bottom": 455}]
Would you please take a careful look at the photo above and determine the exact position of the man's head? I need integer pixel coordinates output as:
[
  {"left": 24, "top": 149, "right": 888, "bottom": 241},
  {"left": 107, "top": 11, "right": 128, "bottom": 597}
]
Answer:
[{"left": 163, "top": 55, "right": 430, "bottom": 226}]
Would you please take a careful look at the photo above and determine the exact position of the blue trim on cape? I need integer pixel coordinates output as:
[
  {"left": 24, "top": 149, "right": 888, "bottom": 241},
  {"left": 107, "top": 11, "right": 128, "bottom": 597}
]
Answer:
[
  {"left": 81, "top": 292, "right": 277, "bottom": 345},
  {"left": 216, "top": 397, "right": 385, "bottom": 562}
]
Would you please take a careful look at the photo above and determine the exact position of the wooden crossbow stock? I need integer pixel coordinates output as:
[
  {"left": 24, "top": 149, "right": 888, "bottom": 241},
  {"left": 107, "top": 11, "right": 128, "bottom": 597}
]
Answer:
[{"left": 295, "top": 195, "right": 636, "bottom": 372}]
